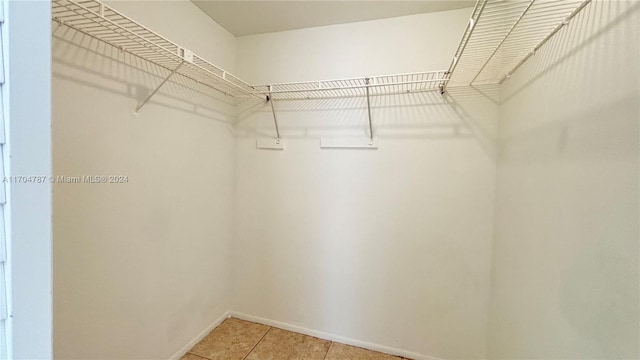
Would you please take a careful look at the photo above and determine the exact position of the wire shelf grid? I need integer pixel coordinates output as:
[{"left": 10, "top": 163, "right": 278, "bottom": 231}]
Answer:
[
  {"left": 253, "top": 71, "right": 449, "bottom": 101},
  {"left": 447, "top": 0, "right": 592, "bottom": 86},
  {"left": 52, "top": 0, "right": 258, "bottom": 99},
  {"left": 52, "top": 0, "right": 450, "bottom": 103},
  {"left": 53, "top": 0, "right": 591, "bottom": 106}
]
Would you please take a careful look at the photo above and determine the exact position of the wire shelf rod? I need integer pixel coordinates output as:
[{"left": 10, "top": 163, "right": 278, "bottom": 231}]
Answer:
[
  {"left": 445, "top": 0, "right": 489, "bottom": 86},
  {"left": 254, "top": 70, "right": 446, "bottom": 88},
  {"left": 470, "top": 0, "right": 536, "bottom": 84},
  {"left": 447, "top": 0, "right": 592, "bottom": 85},
  {"left": 53, "top": 0, "right": 259, "bottom": 99},
  {"left": 254, "top": 78, "right": 448, "bottom": 95},
  {"left": 499, "top": 0, "right": 592, "bottom": 83}
]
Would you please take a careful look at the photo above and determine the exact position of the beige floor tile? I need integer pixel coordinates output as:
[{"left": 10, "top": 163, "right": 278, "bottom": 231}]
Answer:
[
  {"left": 181, "top": 354, "right": 207, "bottom": 360},
  {"left": 324, "top": 343, "right": 403, "bottom": 360},
  {"left": 189, "top": 318, "right": 270, "bottom": 360},
  {"left": 245, "top": 328, "right": 331, "bottom": 360}
]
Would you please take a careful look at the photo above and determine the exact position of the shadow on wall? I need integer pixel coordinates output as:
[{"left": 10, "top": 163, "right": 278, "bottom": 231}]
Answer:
[
  {"left": 52, "top": 23, "right": 238, "bottom": 127},
  {"left": 502, "top": 0, "right": 640, "bottom": 103},
  {"left": 490, "top": 0, "right": 639, "bottom": 358},
  {"left": 235, "top": 84, "right": 500, "bottom": 158},
  {"left": 498, "top": 0, "right": 640, "bottom": 165},
  {"left": 53, "top": 22, "right": 501, "bottom": 158}
]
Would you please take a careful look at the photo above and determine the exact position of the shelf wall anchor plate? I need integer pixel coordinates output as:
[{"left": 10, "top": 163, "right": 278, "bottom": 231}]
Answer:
[{"left": 256, "top": 138, "right": 284, "bottom": 150}]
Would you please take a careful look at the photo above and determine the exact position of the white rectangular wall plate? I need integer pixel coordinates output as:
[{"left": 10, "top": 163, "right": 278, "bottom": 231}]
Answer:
[
  {"left": 320, "top": 137, "right": 378, "bottom": 149},
  {"left": 256, "top": 138, "right": 284, "bottom": 150},
  {"left": 178, "top": 47, "right": 194, "bottom": 63}
]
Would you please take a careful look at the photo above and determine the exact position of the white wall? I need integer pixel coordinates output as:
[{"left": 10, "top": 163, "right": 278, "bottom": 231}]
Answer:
[
  {"left": 52, "top": 1, "right": 236, "bottom": 358},
  {"left": 237, "top": 10, "right": 467, "bottom": 84},
  {"left": 489, "top": 1, "right": 640, "bottom": 358},
  {"left": 233, "top": 9, "right": 499, "bottom": 359},
  {"left": 52, "top": 2, "right": 640, "bottom": 359}
]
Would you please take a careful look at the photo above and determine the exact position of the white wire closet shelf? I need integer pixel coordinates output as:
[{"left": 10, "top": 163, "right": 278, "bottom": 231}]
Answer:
[
  {"left": 52, "top": 0, "right": 594, "bottom": 145},
  {"left": 52, "top": 0, "right": 450, "bottom": 107},
  {"left": 446, "top": 0, "right": 592, "bottom": 86},
  {"left": 252, "top": 71, "right": 449, "bottom": 101},
  {"left": 52, "top": 0, "right": 258, "bottom": 103}
]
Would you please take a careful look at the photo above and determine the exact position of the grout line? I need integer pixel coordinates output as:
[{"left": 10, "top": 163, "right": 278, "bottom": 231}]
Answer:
[
  {"left": 229, "top": 316, "right": 419, "bottom": 359},
  {"left": 241, "top": 326, "right": 272, "bottom": 360},
  {"left": 185, "top": 352, "right": 214, "bottom": 360},
  {"left": 322, "top": 341, "right": 334, "bottom": 360}
]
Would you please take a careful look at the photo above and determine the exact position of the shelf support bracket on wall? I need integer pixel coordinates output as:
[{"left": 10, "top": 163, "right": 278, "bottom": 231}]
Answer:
[
  {"left": 135, "top": 60, "right": 185, "bottom": 114},
  {"left": 256, "top": 86, "right": 284, "bottom": 150},
  {"left": 365, "top": 78, "right": 374, "bottom": 144},
  {"left": 267, "top": 86, "right": 281, "bottom": 143}
]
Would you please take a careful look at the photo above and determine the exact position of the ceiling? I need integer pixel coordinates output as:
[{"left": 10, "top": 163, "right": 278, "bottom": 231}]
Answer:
[{"left": 192, "top": 1, "right": 476, "bottom": 37}]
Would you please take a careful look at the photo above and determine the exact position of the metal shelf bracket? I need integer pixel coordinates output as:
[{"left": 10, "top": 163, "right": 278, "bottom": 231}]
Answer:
[
  {"left": 267, "top": 86, "right": 281, "bottom": 143},
  {"left": 135, "top": 60, "right": 184, "bottom": 113},
  {"left": 365, "top": 78, "right": 374, "bottom": 143}
]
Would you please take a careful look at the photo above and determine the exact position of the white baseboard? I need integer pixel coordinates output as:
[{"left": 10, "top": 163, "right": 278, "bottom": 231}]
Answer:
[
  {"left": 168, "top": 310, "right": 232, "bottom": 360},
  {"left": 228, "top": 311, "right": 444, "bottom": 360}
]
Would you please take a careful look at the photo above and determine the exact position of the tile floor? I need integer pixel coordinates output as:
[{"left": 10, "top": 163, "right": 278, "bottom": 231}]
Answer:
[{"left": 181, "top": 318, "right": 412, "bottom": 360}]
